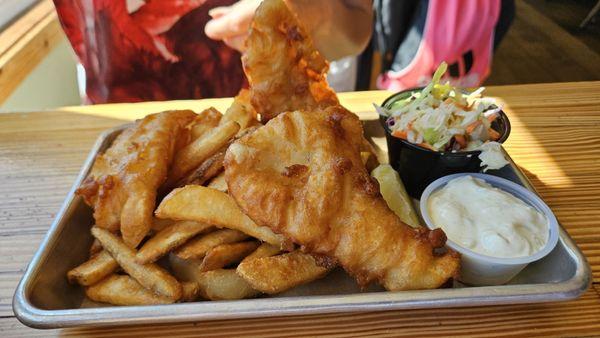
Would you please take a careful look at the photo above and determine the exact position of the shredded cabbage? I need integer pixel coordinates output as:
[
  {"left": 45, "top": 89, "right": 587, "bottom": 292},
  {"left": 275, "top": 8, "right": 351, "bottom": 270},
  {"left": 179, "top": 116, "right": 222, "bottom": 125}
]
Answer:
[
  {"left": 477, "top": 142, "right": 509, "bottom": 171},
  {"left": 378, "top": 62, "right": 506, "bottom": 166}
]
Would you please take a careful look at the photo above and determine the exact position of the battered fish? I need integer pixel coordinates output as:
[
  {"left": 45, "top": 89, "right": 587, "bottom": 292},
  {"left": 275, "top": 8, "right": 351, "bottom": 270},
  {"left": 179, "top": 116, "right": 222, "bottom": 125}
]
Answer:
[
  {"left": 77, "top": 110, "right": 197, "bottom": 248},
  {"left": 224, "top": 106, "right": 459, "bottom": 290},
  {"left": 242, "top": 0, "right": 339, "bottom": 121}
]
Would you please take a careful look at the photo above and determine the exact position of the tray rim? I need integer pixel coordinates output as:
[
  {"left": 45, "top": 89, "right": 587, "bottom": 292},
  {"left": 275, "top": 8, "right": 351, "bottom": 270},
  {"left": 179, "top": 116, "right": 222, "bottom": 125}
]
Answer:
[{"left": 12, "top": 124, "right": 592, "bottom": 329}]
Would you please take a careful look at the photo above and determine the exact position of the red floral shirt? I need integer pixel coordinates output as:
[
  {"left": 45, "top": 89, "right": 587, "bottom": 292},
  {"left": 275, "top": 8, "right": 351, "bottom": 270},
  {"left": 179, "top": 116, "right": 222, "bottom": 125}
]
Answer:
[{"left": 54, "top": 0, "right": 246, "bottom": 103}]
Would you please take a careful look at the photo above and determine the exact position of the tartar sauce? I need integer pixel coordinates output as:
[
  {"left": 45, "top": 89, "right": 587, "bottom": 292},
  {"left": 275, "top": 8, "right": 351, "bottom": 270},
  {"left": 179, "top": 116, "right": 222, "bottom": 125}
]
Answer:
[{"left": 427, "top": 176, "right": 548, "bottom": 258}]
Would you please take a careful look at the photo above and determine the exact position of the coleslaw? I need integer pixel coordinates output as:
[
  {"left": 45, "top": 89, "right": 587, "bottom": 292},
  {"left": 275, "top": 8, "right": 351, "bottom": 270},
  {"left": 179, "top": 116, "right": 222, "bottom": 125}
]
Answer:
[{"left": 376, "top": 62, "right": 508, "bottom": 171}]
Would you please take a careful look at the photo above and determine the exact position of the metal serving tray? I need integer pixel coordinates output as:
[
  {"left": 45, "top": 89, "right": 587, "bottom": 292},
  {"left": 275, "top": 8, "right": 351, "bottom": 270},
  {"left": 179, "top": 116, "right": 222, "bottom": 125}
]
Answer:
[{"left": 13, "top": 121, "right": 591, "bottom": 329}]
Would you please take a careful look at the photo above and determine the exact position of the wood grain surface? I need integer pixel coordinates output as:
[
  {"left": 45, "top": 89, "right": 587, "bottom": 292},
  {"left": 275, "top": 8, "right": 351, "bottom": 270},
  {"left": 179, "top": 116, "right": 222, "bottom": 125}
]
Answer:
[
  {"left": 1, "top": 83, "right": 599, "bottom": 336},
  {"left": 0, "top": 0, "right": 63, "bottom": 104}
]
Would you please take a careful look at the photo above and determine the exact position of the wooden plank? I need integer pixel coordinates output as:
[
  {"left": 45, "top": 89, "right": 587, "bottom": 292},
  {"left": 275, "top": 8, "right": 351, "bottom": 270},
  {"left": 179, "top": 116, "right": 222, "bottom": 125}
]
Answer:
[
  {"left": 487, "top": 82, "right": 600, "bottom": 112},
  {"left": 580, "top": 242, "right": 600, "bottom": 281},
  {"left": 0, "top": 0, "right": 55, "bottom": 58},
  {"left": 1, "top": 288, "right": 600, "bottom": 337},
  {"left": 0, "top": 233, "right": 46, "bottom": 317},
  {"left": 0, "top": 0, "right": 64, "bottom": 104},
  {"left": 555, "top": 205, "right": 600, "bottom": 242}
]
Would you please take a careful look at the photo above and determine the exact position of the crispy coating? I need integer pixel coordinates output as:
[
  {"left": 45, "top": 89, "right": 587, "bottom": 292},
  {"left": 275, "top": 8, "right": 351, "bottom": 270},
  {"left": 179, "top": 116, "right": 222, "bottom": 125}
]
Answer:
[
  {"left": 237, "top": 251, "right": 331, "bottom": 294},
  {"left": 77, "top": 110, "right": 196, "bottom": 247},
  {"left": 224, "top": 106, "right": 460, "bottom": 291},
  {"left": 242, "top": 0, "right": 338, "bottom": 121},
  {"left": 91, "top": 227, "right": 182, "bottom": 300},
  {"left": 67, "top": 250, "right": 118, "bottom": 286},
  {"left": 86, "top": 275, "right": 175, "bottom": 306}
]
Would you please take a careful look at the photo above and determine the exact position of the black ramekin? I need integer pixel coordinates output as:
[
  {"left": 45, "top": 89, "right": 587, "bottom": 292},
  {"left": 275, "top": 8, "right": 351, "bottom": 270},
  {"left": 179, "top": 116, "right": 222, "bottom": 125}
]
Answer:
[{"left": 379, "top": 88, "right": 511, "bottom": 198}]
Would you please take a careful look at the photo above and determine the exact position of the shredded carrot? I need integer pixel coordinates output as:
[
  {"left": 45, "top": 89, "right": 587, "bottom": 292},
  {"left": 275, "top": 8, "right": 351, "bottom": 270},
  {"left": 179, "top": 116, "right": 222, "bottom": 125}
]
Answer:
[
  {"left": 488, "top": 128, "right": 500, "bottom": 141},
  {"left": 487, "top": 113, "right": 499, "bottom": 123},
  {"left": 454, "top": 134, "right": 467, "bottom": 148},
  {"left": 465, "top": 120, "right": 482, "bottom": 134},
  {"left": 392, "top": 130, "right": 408, "bottom": 139}
]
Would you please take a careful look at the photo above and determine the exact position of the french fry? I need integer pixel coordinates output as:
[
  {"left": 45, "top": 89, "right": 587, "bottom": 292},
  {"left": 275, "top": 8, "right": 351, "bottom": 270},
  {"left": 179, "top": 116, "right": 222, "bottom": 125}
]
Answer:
[
  {"left": 191, "top": 107, "right": 223, "bottom": 140},
  {"left": 207, "top": 172, "right": 228, "bottom": 192},
  {"left": 136, "top": 221, "right": 213, "bottom": 264},
  {"left": 67, "top": 250, "right": 119, "bottom": 286},
  {"left": 199, "top": 241, "right": 260, "bottom": 271},
  {"left": 168, "top": 253, "right": 203, "bottom": 282},
  {"left": 236, "top": 251, "right": 331, "bottom": 294},
  {"left": 175, "top": 228, "right": 248, "bottom": 260},
  {"left": 151, "top": 217, "right": 175, "bottom": 232},
  {"left": 221, "top": 89, "right": 258, "bottom": 132},
  {"left": 196, "top": 269, "right": 260, "bottom": 300},
  {"left": 156, "top": 186, "right": 287, "bottom": 248},
  {"left": 177, "top": 124, "right": 261, "bottom": 188},
  {"left": 86, "top": 274, "right": 174, "bottom": 306},
  {"left": 168, "top": 255, "right": 258, "bottom": 300},
  {"left": 91, "top": 227, "right": 182, "bottom": 300},
  {"left": 89, "top": 239, "right": 103, "bottom": 256},
  {"left": 241, "top": 243, "right": 281, "bottom": 263},
  {"left": 169, "top": 121, "right": 240, "bottom": 183},
  {"left": 180, "top": 281, "right": 200, "bottom": 302},
  {"left": 176, "top": 149, "right": 226, "bottom": 187}
]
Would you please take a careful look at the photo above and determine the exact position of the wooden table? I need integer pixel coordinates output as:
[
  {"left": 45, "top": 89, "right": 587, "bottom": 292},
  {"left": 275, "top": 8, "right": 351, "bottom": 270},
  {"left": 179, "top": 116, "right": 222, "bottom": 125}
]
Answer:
[{"left": 1, "top": 82, "right": 600, "bottom": 337}]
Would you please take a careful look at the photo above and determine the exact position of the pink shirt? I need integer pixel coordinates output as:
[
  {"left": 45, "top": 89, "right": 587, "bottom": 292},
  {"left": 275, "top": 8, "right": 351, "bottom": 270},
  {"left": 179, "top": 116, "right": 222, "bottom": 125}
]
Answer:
[{"left": 377, "top": 0, "right": 501, "bottom": 91}]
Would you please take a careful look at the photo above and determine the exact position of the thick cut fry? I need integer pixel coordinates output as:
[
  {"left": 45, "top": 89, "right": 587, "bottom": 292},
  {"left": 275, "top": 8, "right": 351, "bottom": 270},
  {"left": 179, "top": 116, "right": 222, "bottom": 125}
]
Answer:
[
  {"left": 175, "top": 228, "right": 248, "bottom": 260},
  {"left": 176, "top": 126, "right": 261, "bottom": 188},
  {"left": 242, "top": 243, "right": 282, "bottom": 263},
  {"left": 67, "top": 250, "right": 119, "bottom": 286},
  {"left": 176, "top": 149, "right": 226, "bottom": 187},
  {"left": 86, "top": 275, "right": 174, "bottom": 306},
  {"left": 196, "top": 269, "right": 260, "bottom": 300},
  {"left": 199, "top": 241, "right": 260, "bottom": 271},
  {"left": 136, "top": 221, "right": 213, "bottom": 264},
  {"left": 168, "top": 255, "right": 258, "bottom": 300},
  {"left": 169, "top": 254, "right": 203, "bottom": 282},
  {"left": 207, "top": 172, "right": 228, "bottom": 192},
  {"left": 180, "top": 281, "right": 200, "bottom": 302},
  {"left": 151, "top": 217, "right": 175, "bottom": 232},
  {"left": 221, "top": 90, "right": 258, "bottom": 131},
  {"left": 237, "top": 251, "right": 331, "bottom": 294},
  {"left": 168, "top": 121, "right": 240, "bottom": 184},
  {"left": 91, "top": 227, "right": 182, "bottom": 300},
  {"left": 156, "top": 186, "right": 287, "bottom": 248},
  {"left": 89, "top": 239, "right": 103, "bottom": 256},
  {"left": 191, "top": 107, "right": 222, "bottom": 140}
]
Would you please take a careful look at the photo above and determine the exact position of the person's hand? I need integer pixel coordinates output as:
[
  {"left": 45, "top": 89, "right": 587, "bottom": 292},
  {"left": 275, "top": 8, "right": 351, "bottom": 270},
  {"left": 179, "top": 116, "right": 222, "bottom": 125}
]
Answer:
[{"left": 205, "top": 0, "right": 262, "bottom": 52}]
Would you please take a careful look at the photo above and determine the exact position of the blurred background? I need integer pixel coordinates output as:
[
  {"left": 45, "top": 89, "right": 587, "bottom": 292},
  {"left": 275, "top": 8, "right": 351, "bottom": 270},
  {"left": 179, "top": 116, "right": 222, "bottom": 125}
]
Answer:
[{"left": 0, "top": 0, "right": 598, "bottom": 112}]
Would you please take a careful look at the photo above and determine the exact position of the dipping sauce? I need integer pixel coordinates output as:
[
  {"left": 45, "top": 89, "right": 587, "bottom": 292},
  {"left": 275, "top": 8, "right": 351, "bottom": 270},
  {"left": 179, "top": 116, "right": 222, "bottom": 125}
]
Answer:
[{"left": 427, "top": 175, "right": 548, "bottom": 258}]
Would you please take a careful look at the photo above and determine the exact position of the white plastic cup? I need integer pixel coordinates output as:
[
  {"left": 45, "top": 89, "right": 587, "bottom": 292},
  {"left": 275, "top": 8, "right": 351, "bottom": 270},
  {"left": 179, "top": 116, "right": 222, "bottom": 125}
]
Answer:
[{"left": 420, "top": 173, "right": 559, "bottom": 286}]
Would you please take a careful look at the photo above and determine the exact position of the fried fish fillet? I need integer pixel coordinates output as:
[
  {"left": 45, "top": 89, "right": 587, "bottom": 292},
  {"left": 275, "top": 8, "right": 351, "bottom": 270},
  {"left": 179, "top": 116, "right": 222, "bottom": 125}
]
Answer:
[
  {"left": 77, "top": 110, "right": 196, "bottom": 247},
  {"left": 224, "top": 106, "right": 460, "bottom": 290},
  {"left": 242, "top": 0, "right": 339, "bottom": 121}
]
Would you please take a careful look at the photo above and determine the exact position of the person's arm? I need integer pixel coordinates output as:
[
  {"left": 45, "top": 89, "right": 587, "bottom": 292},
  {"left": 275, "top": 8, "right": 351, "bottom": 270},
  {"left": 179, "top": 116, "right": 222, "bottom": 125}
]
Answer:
[{"left": 205, "top": 0, "right": 373, "bottom": 61}]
